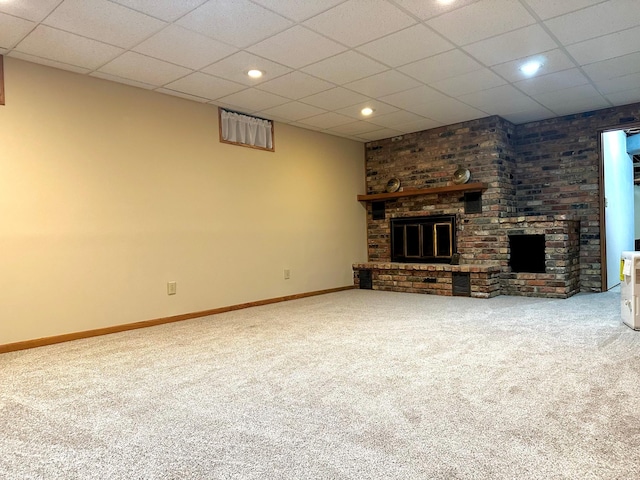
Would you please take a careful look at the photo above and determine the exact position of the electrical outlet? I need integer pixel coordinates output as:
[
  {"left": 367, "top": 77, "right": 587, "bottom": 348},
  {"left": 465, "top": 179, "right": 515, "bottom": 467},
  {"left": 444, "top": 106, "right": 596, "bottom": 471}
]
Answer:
[
  {"left": 167, "top": 281, "right": 177, "bottom": 295},
  {"left": 284, "top": 269, "right": 290, "bottom": 280}
]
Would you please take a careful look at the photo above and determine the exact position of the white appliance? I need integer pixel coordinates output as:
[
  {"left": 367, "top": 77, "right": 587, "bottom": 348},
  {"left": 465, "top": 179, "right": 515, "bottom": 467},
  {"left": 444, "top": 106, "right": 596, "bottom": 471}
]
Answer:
[{"left": 621, "top": 251, "right": 640, "bottom": 330}]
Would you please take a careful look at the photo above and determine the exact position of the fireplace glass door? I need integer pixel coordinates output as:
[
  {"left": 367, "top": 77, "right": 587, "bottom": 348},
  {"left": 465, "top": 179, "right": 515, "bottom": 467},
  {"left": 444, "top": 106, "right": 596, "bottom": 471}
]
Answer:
[{"left": 391, "top": 215, "right": 456, "bottom": 263}]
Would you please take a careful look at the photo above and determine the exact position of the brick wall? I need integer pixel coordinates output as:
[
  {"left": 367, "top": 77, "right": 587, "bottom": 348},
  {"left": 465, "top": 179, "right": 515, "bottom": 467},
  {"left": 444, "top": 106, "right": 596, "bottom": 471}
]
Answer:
[
  {"left": 362, "top": 102, "right": 640, "bottom": 295},
  {"left": 514, "top": 104, "right": 640, "bottom": 291},
  {"left": 365, "top": 116, "right": 516, "bottom": 267}
]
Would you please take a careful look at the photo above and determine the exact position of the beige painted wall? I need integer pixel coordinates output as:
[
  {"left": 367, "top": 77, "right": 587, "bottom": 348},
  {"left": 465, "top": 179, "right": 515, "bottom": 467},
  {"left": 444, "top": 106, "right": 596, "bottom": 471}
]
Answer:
[{"left": 0, "top": 58, "right": 367, "bottom": 345}]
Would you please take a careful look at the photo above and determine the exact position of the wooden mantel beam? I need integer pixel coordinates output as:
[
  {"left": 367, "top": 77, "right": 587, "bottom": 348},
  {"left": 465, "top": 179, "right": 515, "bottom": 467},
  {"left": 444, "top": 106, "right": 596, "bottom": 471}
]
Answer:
[{"left": 357, "top": 182, "right": 487, "bottom": 202}]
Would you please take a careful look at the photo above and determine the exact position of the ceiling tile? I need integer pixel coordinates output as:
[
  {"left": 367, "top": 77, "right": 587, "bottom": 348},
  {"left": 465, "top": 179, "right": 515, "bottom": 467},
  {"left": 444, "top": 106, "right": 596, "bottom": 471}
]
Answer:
[
  {"left": 490, "top": 49, "right": 577, "bottom": 83},
  {"left": 256, "top": 71, "right": 334, "bottom": 99},
  {"left": 391, "top": 0, "right": 482, "bottom": 21},
  {"left": 594, "top": 72, "right": 640, "bottom": 95},
  {"left": 357, "top": 127, "right": 404, "bottom": 141},
  {"left": 366, "top": 110, "right": 429, "bottom": 128},
  {"left": 406, "top": 98, "right": 488, "bottom": 125},
  {"left": 392, "top": 118, "right": 444, "bottom": 134},
  {"left": 458, "top": 85, "right": 540, "bottom": 115},
  {"left": 297, "top": 112, "right": 356, "bottom": 129},
  {"left": 0, "top": 12, "right": 35, "bottom": 49},
  {"left": 427, "top": 0, "right": 535, "bottom": 46},
  {"left": 217, "top": 88, "right": 289, "bottom": 112},
  {"left": 133, "top": 25, "right": 237, "bottom": 70},
  {"left": 463, "top": 24, "right": 558, "bottom": 66},
  {"left": 335, "top": 100, "right": 399, "bottom": 120},
  {"left": 566, "top": 25, "right": 640, "bottom": 66},
  {"left": 201, "top": 51, "right": 291, "bottom": 86},
  {"left": 399, "top": 49, "right": 484, "bottom": 84},
  {"left": 544, "top": 97, "right": 611, "bottom": 117},
  {"left": 0, "top": 0, "right": 61, "bottom": 22},
  {"left": 356, "top": 24, "right": 453, "bottom": 68},
  {"left": 605, "top": 87, "right": 640, "bottom": 106},
  {"left": 2, "top": 0, "right": 635, "bottom": 138},
  {"left": 213, "top": 100, "right": 253, "bottom": 112},
  {"left": 515, "top": 68, "right": 590, "bottom": 96},
  {"left": 249, "top": 0, "right": 346, "bottom": 21},
  {"left": 326, "top": 121, "right": 384, "bottom": 136},
  {"left": 109, "top": 0, "right": 207, "bottom": 22},
  {"left": 544, "top": 0, "right": 640, "bottom": 45},
  {"left": 163, "top": 72, "right": 246, "bottom": 100},
  {"left": 43, "top": 0, "right": 166, "bottom": 49},
  {"left": 256, "top": 101, "right": 327, "bottom": 122},
  {"left": 303, "top": 0, "right": 416, "bottom": 47},
  {"left": 177, "top": 0, "right": 292, "bottom": 48},
  {"left": 247, "top": 26, "right": 347, "bottom": 69},
  {"left": 378, "top": 85, "right": 444, "bottom": 110},
  {"left": 0, "top": 13, "right": 36, "bottom": 48},
  {"left": 533, "top": 84, "right": 606, "bottom": 109},
  {"left": 90, "top": 71, "right": 155, "bottom": 89},
  {"left": 335, "top": 134, "right": 364, "bottom": 142},
  {"left": 481, "top": 99, "right": 544, "bottom": 117},
  {"left": 98, "top": 52, "right": 191, "bottom": 86},
  {"left": 288, "top": 121, "right": 324, "bottom": 132},
  {"left": 581, "top": 52, "right": 640, "bottom": 83},
  {"left": 499, "top": 106, "right": 556, "bottom": 125},
  {"left": 299, "top": 87, "right": 369, "bottom": 110},
  {"left": 9, "top": 51, "right": 91, "bottom": 74},
  {"left": 14, "top": 26, "right": 124, "bottom": 70},
  {"left": 155, "top": 88, "right": 210, "bottom": 103},
  {"left": 430, "top": 68, "right": 506, "bottom": 97},
  {"left": 344, "top": 70, "right": 421, "bottom": 98},
  {"left": 523, "top": 0, "right": 605, "bottom": 20},
  {"left": 301, "top": 51, "right": 388, "bottom": 85}
]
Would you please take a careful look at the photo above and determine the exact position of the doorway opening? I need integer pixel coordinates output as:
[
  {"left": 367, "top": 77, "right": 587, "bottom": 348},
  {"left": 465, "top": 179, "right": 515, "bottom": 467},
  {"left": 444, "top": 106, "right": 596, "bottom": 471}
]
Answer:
[{"left": 601, "top": 127, "right": 639, "bottom": 290}]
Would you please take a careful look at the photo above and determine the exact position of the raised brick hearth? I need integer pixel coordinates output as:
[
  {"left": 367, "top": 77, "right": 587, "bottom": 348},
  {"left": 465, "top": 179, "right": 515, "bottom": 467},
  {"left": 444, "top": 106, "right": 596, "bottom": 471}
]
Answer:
[
  {"left": 353, "top": 104, "right": 640, "bottom": 298},
  {"left": 353, "top": 263, "right": 501, "bottom": 298}
]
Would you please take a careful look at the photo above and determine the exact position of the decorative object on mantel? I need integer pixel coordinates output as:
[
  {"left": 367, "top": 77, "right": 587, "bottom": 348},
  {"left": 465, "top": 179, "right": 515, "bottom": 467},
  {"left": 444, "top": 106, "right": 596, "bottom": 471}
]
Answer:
[
  {"left": 452, "top": 166, "right": 471, "bottom": 185},
  {"left": 385, "top": 177, "right": 401, "bottom": 193}
]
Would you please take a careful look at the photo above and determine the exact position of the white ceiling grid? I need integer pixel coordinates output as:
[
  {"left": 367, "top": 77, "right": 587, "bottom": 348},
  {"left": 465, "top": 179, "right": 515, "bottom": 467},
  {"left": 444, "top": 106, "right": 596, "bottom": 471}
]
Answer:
[{"left": 0, "top": 0, "right": 638, "bottom": 142}]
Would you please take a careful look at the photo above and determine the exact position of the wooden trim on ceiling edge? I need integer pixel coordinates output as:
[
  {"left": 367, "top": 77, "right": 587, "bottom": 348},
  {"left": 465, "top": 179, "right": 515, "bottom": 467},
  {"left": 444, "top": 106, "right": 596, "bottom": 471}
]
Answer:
[
  {"left": 0, "top": 55, "right": 5, "bottom": 106},
  {"left": 0, "top": 285, "right": 356, "bottom": 355}
]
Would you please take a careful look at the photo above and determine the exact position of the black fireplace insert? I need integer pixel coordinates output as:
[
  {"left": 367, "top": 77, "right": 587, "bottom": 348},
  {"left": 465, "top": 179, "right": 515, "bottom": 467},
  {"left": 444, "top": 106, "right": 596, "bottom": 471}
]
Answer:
[{"left": 391, "top": 215, "right": 456, "bottom": 263}]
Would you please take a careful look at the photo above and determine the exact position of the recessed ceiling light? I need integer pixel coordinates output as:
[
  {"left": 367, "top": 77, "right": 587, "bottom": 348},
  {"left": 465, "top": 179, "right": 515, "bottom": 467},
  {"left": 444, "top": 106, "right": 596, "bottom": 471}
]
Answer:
[
  {"left": 438, "top": 0, "right": 456, "bottom": 4},
  {"left": 247, "top": 69, "right": 263, "bottom": 79},
  {"left": 361, "top": 107, "right": 374, "bottom": 116},
  {"left": 519, "top": 60, "right": 543, "bottom": 76}
]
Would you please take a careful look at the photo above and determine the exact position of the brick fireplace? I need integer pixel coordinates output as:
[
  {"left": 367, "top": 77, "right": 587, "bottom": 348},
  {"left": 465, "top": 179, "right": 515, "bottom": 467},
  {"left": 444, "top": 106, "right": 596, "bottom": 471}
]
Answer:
[
  {"left": 354, "top": 212, "right": 579, "bottom": 299},
  {"left": 352, "top": 105, "right": 640, "bottom": 299}
]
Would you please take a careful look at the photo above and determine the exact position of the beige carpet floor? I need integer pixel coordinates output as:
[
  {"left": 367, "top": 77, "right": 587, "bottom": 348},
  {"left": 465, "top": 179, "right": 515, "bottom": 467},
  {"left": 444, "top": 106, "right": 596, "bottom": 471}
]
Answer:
[{"left": 1, "top": 288, "right": 639, "bottom": 479}]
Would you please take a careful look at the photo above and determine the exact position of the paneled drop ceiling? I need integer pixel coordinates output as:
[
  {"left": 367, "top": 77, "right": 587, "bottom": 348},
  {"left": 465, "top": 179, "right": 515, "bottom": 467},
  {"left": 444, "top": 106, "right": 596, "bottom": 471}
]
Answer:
[{"left": 1, "top": 0, "right": 640, "bottom": 142}]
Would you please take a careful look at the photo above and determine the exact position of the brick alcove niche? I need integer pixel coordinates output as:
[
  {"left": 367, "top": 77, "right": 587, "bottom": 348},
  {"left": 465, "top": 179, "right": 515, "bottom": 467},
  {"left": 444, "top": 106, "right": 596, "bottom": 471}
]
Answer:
[{"left": 501, "top": 216, "right": 581, "bottom": 298}]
